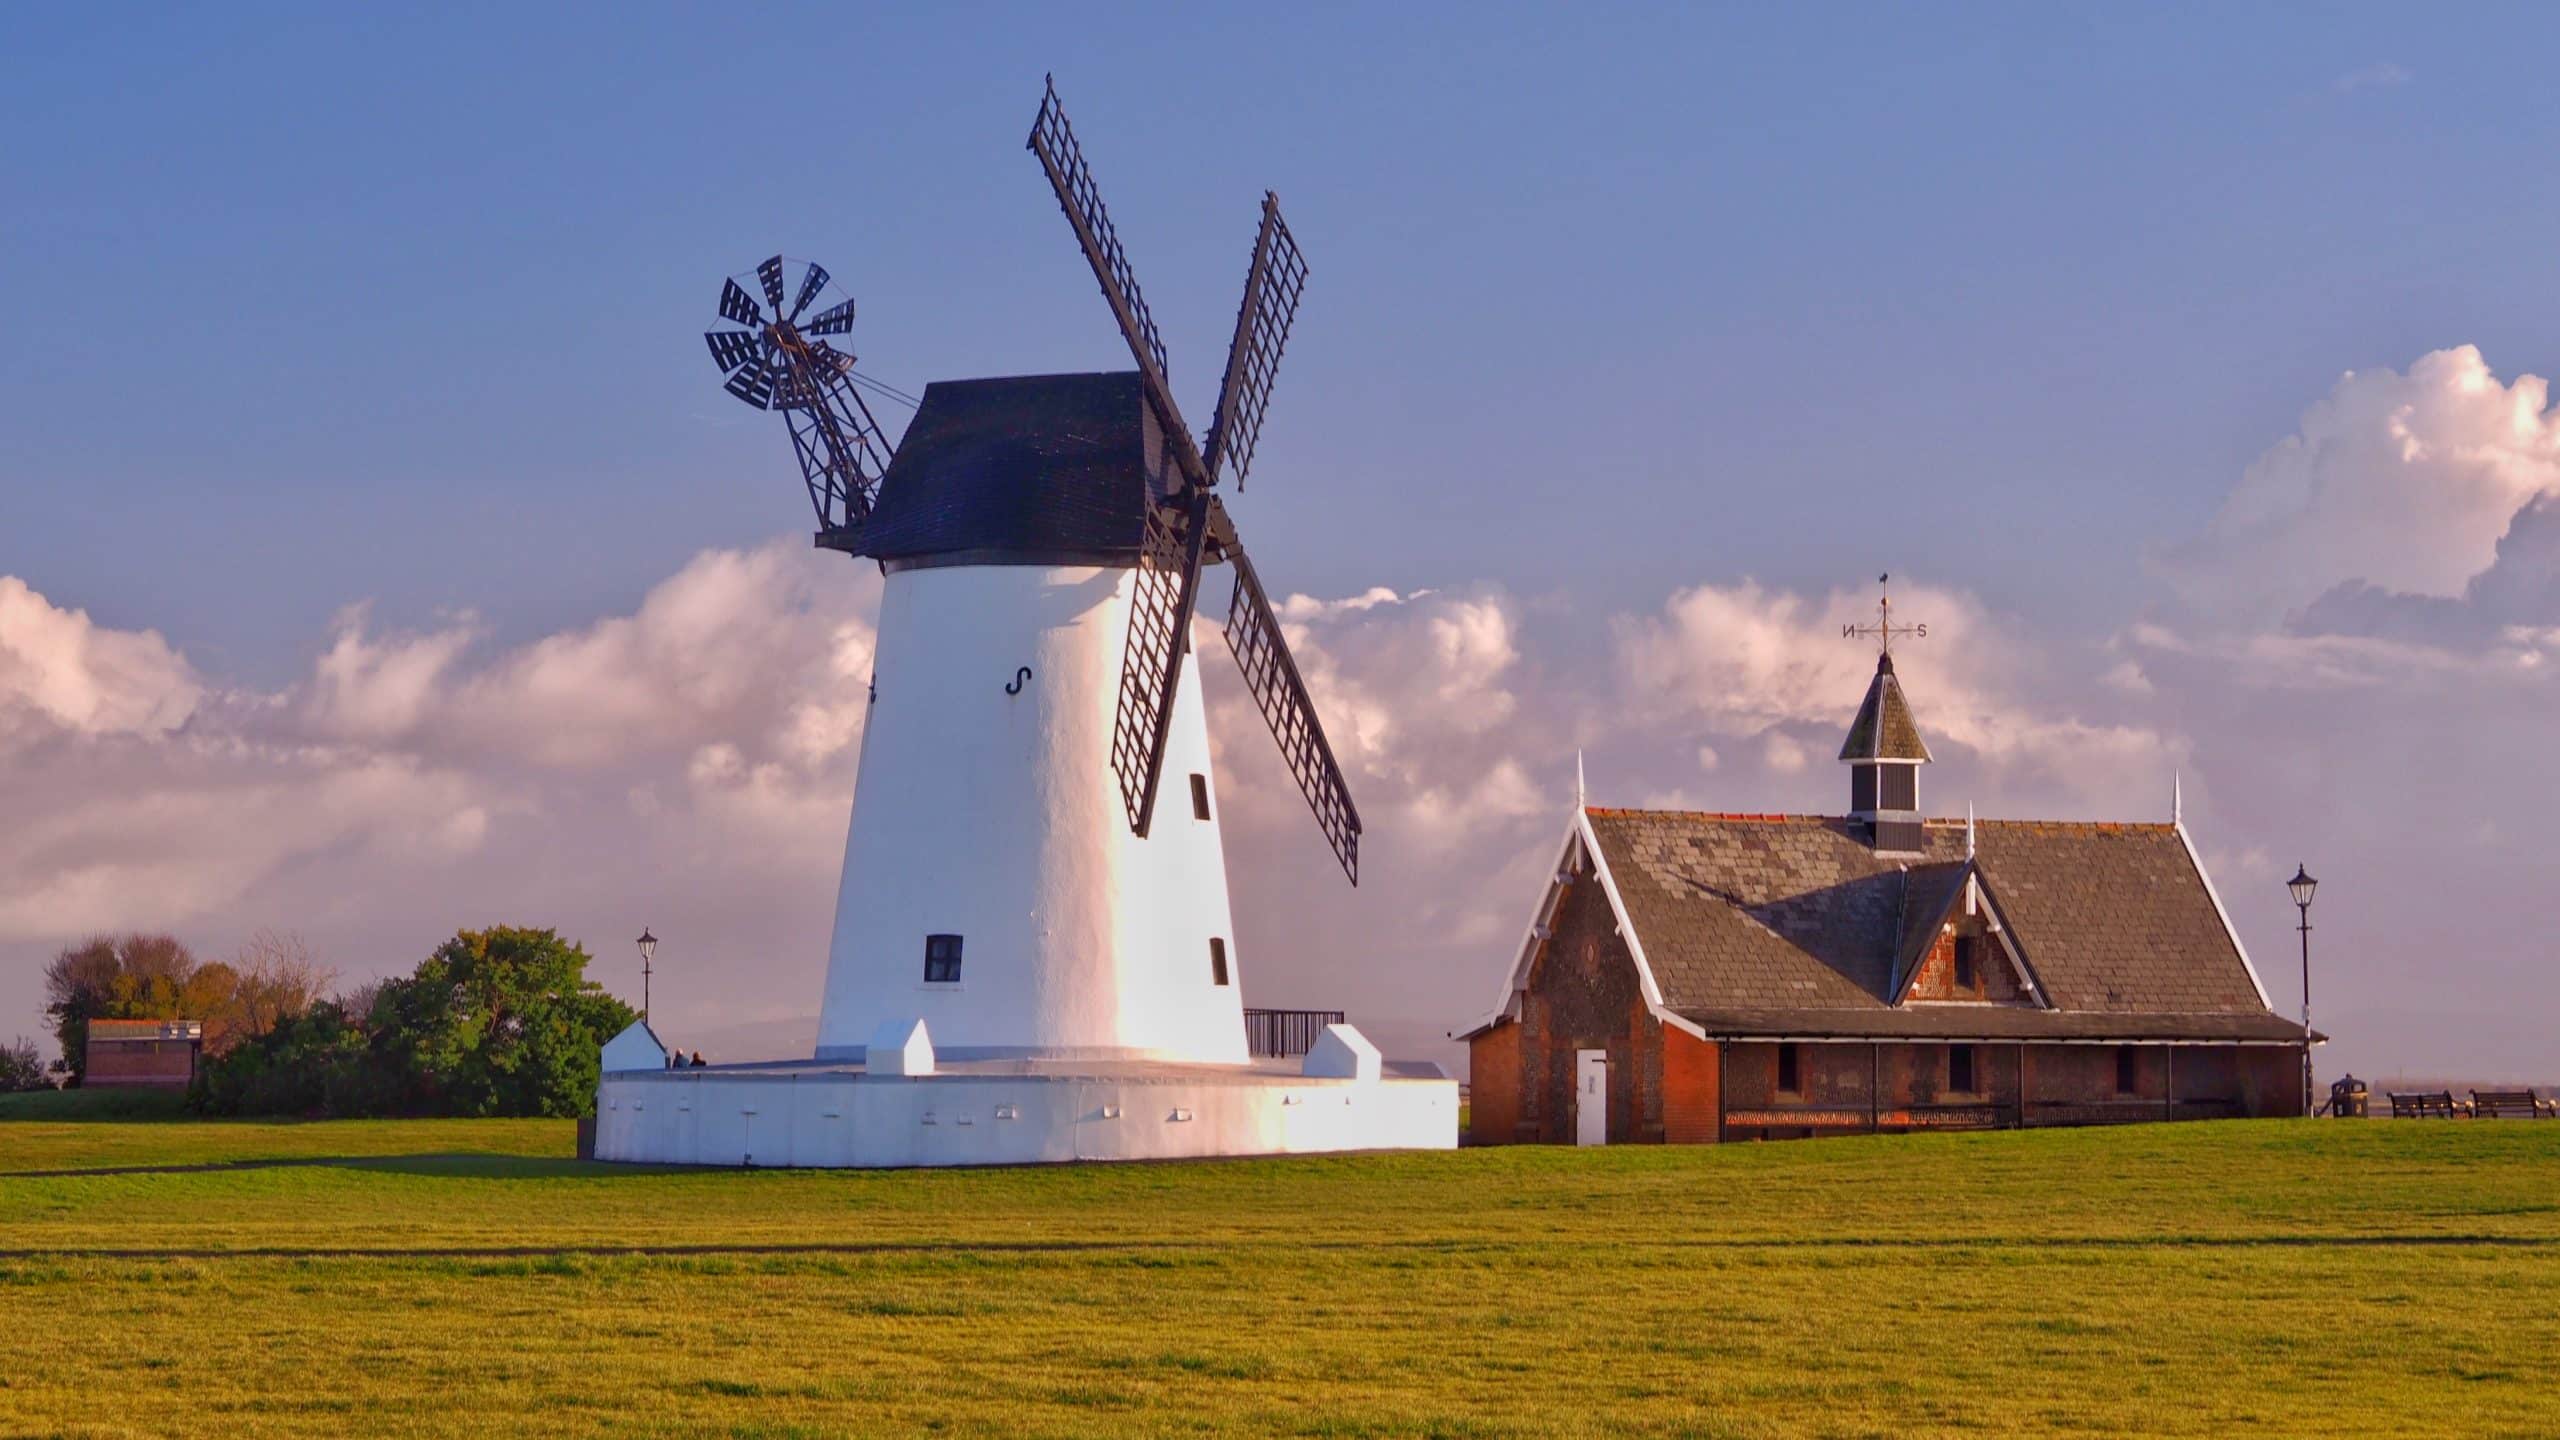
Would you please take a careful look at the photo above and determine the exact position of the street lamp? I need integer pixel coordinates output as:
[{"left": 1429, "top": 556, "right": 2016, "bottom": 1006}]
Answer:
[
  {"left": 635, "top": 928, "right": 658, "bottom": 1022},
  {"left": 2286, "top": 866, "right": 2316, "bottom": 1115}
]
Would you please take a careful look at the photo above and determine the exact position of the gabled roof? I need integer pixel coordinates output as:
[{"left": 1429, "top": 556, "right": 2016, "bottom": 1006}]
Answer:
[
  {"left": 1516, "top": 808, "right": 2288, "bottom": 1041},
  {"left": 1839, "top": 655, "right": 1932, "bottom": 763},
  {"left": 846, "top": 372, "right": 1180, "bottom": 563}
]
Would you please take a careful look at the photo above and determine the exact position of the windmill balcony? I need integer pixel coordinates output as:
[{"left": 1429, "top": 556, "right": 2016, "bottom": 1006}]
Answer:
[{"left": 1244, "top": 1009, "right": 1346, "bottom": 1059}]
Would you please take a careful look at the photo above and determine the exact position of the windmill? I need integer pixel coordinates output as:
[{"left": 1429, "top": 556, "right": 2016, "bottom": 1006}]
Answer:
[
  {"left": 689, "top": 79, "right": 1365, "bottom": 1070},
  {"left": 595, "top": 79, "right": 1457, "bottom": 1166}
]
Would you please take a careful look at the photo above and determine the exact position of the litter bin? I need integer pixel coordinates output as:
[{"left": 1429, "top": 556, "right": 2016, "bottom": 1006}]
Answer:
[{"left": 2329, "top": 1074, "right": 2368, "bottom": 1118}]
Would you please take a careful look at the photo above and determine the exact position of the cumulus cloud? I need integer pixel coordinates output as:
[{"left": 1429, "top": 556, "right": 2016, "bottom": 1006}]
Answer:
[
  {"left": 2294, "top": 493, "right": 2560, "bottom": 651},
  {"left": 0, "top": 577, "right": 201, "bottom": 748},
  {"left": 2158, "top": 346, "right": 2560, "bottom": 625},
  {"left": 1213, "top": 585, "right": 1548, "bottom": 857},
  {"left": 0, "top": 542, "right": 879, "bottom": 1006},
  {"left": 1613, "top": 579, "right": 2176, "bottom": 813}
]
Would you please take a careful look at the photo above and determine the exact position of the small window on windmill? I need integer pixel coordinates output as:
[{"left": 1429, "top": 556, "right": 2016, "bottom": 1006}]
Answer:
[
  {"left": 1953, "top": 936, "right": 1978, "bottom": 992},
  {"left": 1947, "top": 1044, "right": 1977, "bottom": 1095},
  {"left": 1209, "top": 938, "right": 1230, "bottom": 987},
  {"left": 923, "top": 934, "right": 963, "bottom": 984},
  {"left": 1190, "top": 773, "right": 1212, "bottom": 822}
]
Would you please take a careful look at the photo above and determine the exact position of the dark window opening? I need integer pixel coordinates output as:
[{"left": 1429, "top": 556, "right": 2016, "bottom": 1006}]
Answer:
[
  {"left": 1948, "top": 1044, "right": 1976, "bottom": 1095},
  {"left": 1190, "top": 773, "right": 1212, "bottom": 822},
  {"left": 923, "top": 933, "right": 963, "bottom": 984},
  {"left": 1776, "top": 1042, "right": 1801, "bottom": 1095},
  {"left": 1209, "top": 937, "right": 1230, "bottom": 986},
  {"left": 1953, "top": 935, "right": 1978, "bottom": 991},
  {"left": 2116, "top": 1044, "right": 2139, "bottom": 1096}
]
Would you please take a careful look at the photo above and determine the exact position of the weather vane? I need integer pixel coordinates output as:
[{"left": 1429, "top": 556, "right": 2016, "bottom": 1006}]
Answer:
[{"left": 1843, "top": 572, "right": 1927, "bottom": 657}]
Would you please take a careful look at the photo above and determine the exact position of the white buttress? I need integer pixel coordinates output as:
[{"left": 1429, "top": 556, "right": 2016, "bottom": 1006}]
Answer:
[{"left": 813, "top": 562, "right": 1247, "bottom": 1064}]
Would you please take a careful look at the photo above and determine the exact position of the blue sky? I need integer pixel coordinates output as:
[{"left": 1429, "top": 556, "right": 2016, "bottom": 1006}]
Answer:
[
  {"left": 13, "top": 5, "right": 2555, "bottom": 667},
  {"left": 7, "top": 6, "right": 2560, "bottom": 1076}
]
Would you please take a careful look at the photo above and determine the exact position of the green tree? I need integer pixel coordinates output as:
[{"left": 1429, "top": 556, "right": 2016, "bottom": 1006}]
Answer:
[
  {"left": 0, "top": 1036, "right": 50, "bottom": 1094},
  {"left": 366, "top": 926, "right": 635, "bottom": 1117}
]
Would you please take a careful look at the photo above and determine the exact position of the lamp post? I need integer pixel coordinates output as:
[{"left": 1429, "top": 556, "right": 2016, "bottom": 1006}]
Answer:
[
  {"left": 2286, "top": 866, "right": 2317, "bottom": 1116},
  {"left": 635, "top": 928, "right": 658, "bottom": 1022}
]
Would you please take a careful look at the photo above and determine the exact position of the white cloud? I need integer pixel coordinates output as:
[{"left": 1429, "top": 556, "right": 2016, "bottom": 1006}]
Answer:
[
  {"left": 0, "top": 543, "right": 879, "bottom": 976},
  {"left": 2158, "top": 346, "right": 2560, "bottom": 625},
  {"left": 1611, "top": 579, "right": 2176, "bottom": 812},
  {"left": 0, "top": 577, "right": 201, "bottom": 748}
]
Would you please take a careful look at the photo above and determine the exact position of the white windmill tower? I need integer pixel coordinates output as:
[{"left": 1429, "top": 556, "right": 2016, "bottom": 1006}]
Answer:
[{"left": 596, "top": 79, "right": 1446, "bottom": 1167}]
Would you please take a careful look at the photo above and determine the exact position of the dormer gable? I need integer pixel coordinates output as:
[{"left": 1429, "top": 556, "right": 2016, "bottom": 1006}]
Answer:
[{"left": 1892, "top": 863, "right": 2047, "bottom": 1008}]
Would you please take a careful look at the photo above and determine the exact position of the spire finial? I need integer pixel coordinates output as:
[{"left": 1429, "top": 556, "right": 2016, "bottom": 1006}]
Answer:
[
  {"left": 1843, "top": 571, "right": 1928, "bottom": 665},
  {"left": 1576, "top": 749, "right": 1587, "bottom": 808},
  {"left": 1966, "top": 802, "right": 1976, "bottom": 859},
  {"left": 2172, "top": 768, "right": 2183, "bottom": 825}
]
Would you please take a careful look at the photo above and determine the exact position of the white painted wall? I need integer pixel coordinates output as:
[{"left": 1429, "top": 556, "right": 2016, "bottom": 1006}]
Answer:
[
  {"left": 815, "top": 562, "right": 1247, "bottom": 1064},
  {"left": 595, "top": 1068, "right": 1458, "bottom": 1168}
]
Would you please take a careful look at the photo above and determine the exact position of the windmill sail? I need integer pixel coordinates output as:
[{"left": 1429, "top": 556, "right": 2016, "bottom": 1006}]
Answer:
[
  {"left": 1109, "top": 492, "right": 1211, "bottom": 837},
  {"left": 1026, "top": 78, "right": 1208, "bottom": 484},
  {"left": 1203, "top": 194, "right": 1307, "bottom": 486},
  {"left": 1221, "top": 529, "right": 1362, "bottom": 884}
]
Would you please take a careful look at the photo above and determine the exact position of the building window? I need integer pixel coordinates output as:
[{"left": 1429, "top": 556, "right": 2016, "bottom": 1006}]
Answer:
[
  {"left": 1776, "top": 1042, "right": 1800, "bottom": 1095},
  {"left": 2116, "top": 1044, "right": 2139, "bottom": 1096},
  {"left": 1953, "top": 936, "right": 1978, "bottom": 991},
  {"left": 1209, "top": 937, "right": 1230, "bottom": 986},
  {"left": 923, "top": 934, "right": 963, "bottom": 984},
  {"left": 1947, "top": 1044, "right": 1977, "bottom": 1095},
  {"left": 1190, "top": 773, "right": 1212, "bottom": 822}
]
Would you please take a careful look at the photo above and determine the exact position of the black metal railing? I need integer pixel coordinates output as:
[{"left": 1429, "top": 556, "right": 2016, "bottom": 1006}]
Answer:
[{"left": 1243, "top": 1008, "right": 1345, "bottom": 1058}]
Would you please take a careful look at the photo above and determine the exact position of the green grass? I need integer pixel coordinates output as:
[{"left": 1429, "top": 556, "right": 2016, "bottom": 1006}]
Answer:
[{"left": 0, "top": 1120, "right": 2553, "bottom": 1437}]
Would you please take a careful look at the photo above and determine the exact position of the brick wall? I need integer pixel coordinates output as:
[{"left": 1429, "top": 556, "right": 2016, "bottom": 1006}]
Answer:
[
  {"left": 1662, "top": 1028, "right": 1722, "bottom": 1143},
  {"left": 1467, "top": 1025, "right": 1522, "bottom": 1144},
  {"left": 1904, "top": 913, "right": 2035, "bottom": 1005},
  {"left": 1503, "top": 859, "right": 1666, "bottom": 1144},
  {"left": 84, "top": 1038, "right": 196, "bottom": 1088}
]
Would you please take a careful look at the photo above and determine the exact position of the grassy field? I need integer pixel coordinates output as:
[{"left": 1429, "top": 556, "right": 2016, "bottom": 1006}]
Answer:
[{"left": 0, "top": 1118, "right": 2552, "bottom": 1438}]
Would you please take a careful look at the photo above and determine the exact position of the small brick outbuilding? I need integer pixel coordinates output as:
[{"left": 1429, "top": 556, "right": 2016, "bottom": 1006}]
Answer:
[
  {"left": 1455, "top": 649, "right": 2314, "bottom": 1145},
  {"left": 83, "top": 1019, "right": 203, "bottom": 1089}
]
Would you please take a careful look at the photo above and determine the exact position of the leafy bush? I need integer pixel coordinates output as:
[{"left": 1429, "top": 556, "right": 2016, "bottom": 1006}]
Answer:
[
  {"left": 0, "top": 1036, "right": 51, "bottom": 1094},
  {"left": 190, "top": 926, "right": 635, "bottom": 1120}
]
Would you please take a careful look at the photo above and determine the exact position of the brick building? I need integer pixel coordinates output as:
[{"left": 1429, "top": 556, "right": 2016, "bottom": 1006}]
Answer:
[
  {"left": 82, "top": 1019, "right": 204, "bottom": 1089},
  {"left": 1456, "top": 646, "right": 2313, "bottom": 1145}
]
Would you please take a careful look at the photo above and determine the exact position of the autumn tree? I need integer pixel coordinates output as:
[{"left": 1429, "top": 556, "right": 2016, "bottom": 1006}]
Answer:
[{"left": 43, "top": 933, "right": 212, "bottom": 1084}]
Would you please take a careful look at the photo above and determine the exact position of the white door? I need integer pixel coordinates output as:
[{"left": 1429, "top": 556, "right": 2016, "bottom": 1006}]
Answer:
[{"left": 1575, "top": 1049, "right": 1608, "bottom": 1146}]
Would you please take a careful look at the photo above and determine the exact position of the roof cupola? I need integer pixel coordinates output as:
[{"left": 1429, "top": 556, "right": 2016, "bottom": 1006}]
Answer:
[{"left": 1840, "top": 576, "right": 1931, "bottom": 852}]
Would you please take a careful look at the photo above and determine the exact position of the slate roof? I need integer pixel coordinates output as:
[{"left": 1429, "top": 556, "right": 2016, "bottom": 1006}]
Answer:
[
  {"left": 1839, "top": 655, "right": 1932, "bottom": 762},
  {"left": 846, "top": 372, "right": 1178, "bottom": 562},
  {"left": 1581, "top": 810, "right": 2286, "bottom": 1041}
]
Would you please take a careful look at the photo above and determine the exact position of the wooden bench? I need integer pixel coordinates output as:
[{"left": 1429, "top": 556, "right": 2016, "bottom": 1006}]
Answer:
[
  {"left": 2470, "top": 1089, "right": 2554, "bottom": 1119},
  {"left": 2388, "top": 1090, "right": 2462, "bottom": 1118}
]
